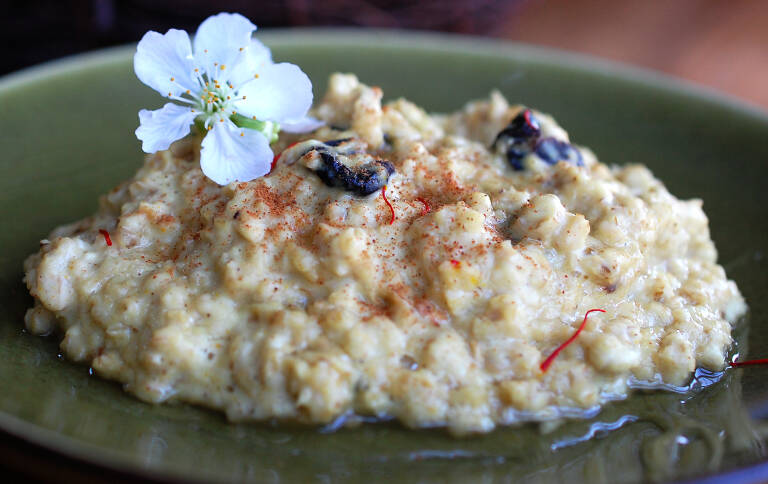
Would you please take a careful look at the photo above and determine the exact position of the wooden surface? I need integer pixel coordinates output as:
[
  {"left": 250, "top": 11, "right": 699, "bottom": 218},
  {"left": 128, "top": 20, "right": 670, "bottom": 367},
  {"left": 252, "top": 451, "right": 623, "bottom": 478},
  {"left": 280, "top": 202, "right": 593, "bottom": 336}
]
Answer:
[{"left": 499, "top": 0, "right": 768, "bottom": 109}]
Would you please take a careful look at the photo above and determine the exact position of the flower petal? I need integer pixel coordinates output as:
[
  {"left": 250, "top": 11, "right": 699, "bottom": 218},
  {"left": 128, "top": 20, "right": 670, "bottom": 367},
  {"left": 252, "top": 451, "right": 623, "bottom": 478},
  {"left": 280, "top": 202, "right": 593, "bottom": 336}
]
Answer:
[
  {"left": 134, "top": 29, "right": 197, "bottom": 97},
  {"left": 233, "top": 63, "right": 313, "bottom": 123},
  {"left": 280, "top": 116, "right": 324, "bottom": 133},
  {"left": 200, "top": 120, "right": 273, "bottom": 185},
  {"left": 193, "top": 13, "right": 256, "bottom": 82},
  {"left": 135, "top": 103, "right": 198, "bottom": 153},
  {"left": 227, "top": 38, "right": 273, "bottom": 88}
]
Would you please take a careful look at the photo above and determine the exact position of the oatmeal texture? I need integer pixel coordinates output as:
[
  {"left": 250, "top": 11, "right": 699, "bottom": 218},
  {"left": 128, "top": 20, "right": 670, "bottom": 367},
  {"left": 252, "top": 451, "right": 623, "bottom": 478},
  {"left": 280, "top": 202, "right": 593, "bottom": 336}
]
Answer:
[{"left": 24, "top": 74, "right": 746, "bottom": 434}]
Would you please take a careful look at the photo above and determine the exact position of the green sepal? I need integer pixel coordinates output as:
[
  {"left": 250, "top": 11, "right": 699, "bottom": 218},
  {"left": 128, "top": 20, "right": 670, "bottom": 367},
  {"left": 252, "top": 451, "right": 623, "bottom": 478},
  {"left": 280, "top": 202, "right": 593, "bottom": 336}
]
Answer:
[
  {"left": 192, "top": 114, "right": 281, "bottom": 143},
  {"left": 193, "top": 116, "right": 207, "bottom": 135},
  {"left": 230, "top": 114, "right": 280, "bottom": 143}
]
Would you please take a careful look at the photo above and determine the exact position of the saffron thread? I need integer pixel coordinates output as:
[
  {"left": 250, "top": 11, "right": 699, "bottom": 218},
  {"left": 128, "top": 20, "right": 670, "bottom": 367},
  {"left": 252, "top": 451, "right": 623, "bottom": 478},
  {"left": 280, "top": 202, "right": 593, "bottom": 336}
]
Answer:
[
  {"left": 382, "top": 185, "right": 395, "bottom": 225},
  {"left": 98, "top": 229, "right": 112, "bottom": 247},
  {"left": 729, "top": 358, "right": 768, "bottom": 368},
  {"left": 416, "top": 197, "right": 431, "bottom": 216},
  {"left": 449, "top": 259, "right": 461, "bottom": 268},
  {"left": 540, "top": 308, "right": 606, "bottom": 373}
]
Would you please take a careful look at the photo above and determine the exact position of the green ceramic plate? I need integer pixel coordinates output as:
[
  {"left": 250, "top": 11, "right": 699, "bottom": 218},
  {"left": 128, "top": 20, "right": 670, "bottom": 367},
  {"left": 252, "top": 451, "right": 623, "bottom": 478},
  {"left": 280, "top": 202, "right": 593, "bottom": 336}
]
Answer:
[{"left": 1, "top": 30, "right": 768, "bottom": 483}]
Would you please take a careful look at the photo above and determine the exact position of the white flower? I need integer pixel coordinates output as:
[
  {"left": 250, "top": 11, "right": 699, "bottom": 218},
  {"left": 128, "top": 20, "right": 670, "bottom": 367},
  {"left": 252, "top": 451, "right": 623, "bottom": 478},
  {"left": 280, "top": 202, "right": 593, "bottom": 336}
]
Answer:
[{"left": 133, "top": 13, "right": 323, "bottom": 185}]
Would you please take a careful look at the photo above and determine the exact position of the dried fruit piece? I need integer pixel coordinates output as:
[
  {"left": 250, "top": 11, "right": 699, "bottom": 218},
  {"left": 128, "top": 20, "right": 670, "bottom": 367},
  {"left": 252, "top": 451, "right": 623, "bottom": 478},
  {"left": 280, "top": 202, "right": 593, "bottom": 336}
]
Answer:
[
  {"left": 534, "top": 137, "right": 584, "bottom": 167},
  {"left": 492, "top": 109, "right": 541, "bottom": 170},
  {"left": 285, "top": 139, "right": 395, "bottom": 196}
]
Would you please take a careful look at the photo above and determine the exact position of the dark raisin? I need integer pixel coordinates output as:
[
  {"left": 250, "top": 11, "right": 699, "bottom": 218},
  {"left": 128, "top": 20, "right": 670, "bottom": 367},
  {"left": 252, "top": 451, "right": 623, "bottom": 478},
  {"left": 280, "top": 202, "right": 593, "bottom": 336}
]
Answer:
[
  {"left": 492, "top": 109, "right": 542, "bottom": 171},
  {"left": 505, "top": 145, "right": 529, "bottom": 171},
  {"left": 305, "top": 146, "right": 395, "bottom": 196},
  {"left": 495, "top": 109, "right": 541, "bottom": 142},
  {"left": 313, "top": 151, "right": 347, "bottom": 188},
  {"left": 534, "top": 137, "right": 583, "bottom": 166}
]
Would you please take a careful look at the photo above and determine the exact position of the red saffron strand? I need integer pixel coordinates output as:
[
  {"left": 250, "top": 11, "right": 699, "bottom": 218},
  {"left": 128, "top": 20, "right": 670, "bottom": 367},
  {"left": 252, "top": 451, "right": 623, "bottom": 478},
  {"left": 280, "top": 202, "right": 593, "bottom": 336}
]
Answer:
[
  {"left": 540, "top": 308, "right": 606, "bottom": 373},
  {"left": 730, "top": 358, "right": 768, "bottom": 368},
  {"left": 98, "top": 229, "right": 112, "bottom": 247},
  {"left": 449, "top": 259, "right": 461, "bottom": 268},
  {"left": 382, "top": 185, "right": 395, "bottom": 225}
]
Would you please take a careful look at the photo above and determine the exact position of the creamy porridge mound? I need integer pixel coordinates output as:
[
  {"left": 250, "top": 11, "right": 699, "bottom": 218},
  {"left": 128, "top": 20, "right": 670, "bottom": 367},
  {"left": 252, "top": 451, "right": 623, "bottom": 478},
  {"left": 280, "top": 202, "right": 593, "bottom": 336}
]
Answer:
[{"left": 23, "top": 73, "right": 746, "bottom": 434}]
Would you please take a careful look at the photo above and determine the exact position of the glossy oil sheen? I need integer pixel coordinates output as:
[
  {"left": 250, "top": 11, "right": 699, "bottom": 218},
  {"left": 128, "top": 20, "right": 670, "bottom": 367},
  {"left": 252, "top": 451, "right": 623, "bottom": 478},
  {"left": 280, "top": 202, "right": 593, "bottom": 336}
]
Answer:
[{"left": 1, "top": 31, "right": 767, "bottom": 483}]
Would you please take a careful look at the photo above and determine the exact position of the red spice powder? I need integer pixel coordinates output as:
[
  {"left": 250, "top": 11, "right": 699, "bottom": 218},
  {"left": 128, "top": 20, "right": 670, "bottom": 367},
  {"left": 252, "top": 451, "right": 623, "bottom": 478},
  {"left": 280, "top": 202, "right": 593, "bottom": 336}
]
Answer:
[
  {"left": 416, "top": 197, "right": 431, "bottom": 216},
  {"left": 98, "top": 229, "right": 112, "bottom": 247},
  {"left": 540, "top": 308, "right": 606, "bottom": 373},
  {"left": 250, "top": 184, "right": 296, "bottom": 217}
]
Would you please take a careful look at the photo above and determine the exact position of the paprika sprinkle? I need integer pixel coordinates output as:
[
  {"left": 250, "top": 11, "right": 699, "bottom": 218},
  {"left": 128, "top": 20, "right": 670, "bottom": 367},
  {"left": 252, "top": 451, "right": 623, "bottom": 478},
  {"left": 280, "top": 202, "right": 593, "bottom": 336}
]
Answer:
[{"left": 415, "top": 197, "right": 431, "bottom": 216}]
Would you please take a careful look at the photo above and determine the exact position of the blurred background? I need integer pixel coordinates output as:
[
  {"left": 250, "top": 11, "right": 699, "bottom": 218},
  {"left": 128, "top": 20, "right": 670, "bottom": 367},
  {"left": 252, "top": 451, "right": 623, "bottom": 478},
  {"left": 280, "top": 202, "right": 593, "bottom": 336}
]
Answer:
[{"left": 2, "top": 0, "right": 767, "bottom": 108}]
